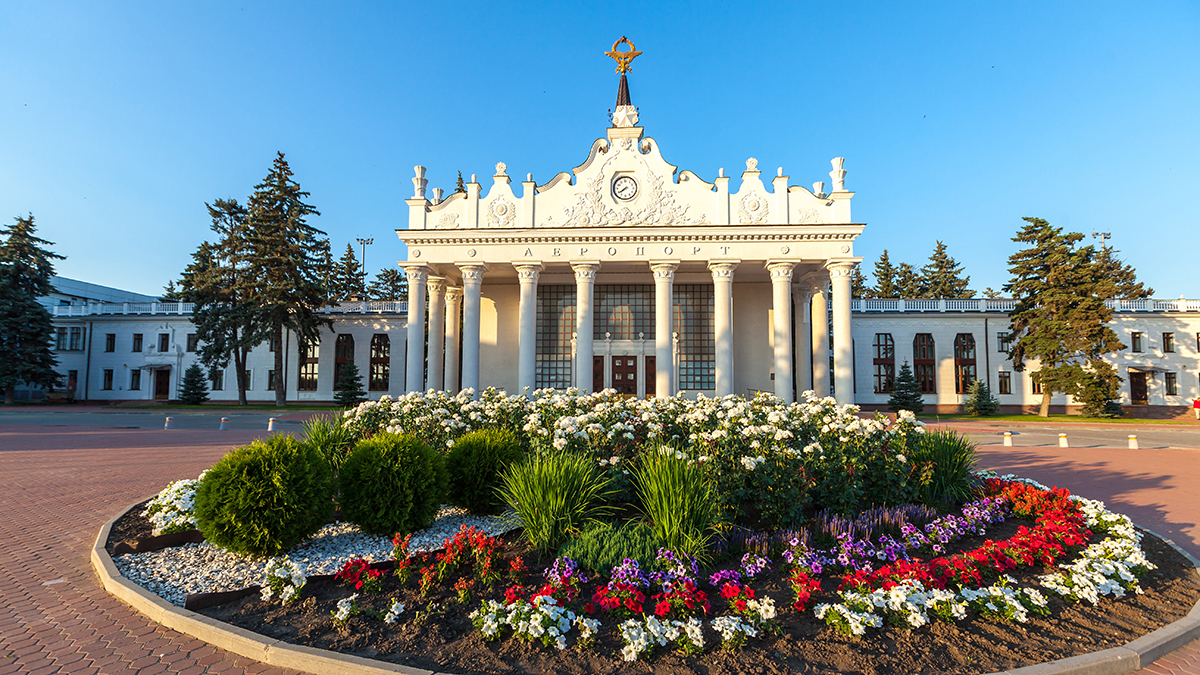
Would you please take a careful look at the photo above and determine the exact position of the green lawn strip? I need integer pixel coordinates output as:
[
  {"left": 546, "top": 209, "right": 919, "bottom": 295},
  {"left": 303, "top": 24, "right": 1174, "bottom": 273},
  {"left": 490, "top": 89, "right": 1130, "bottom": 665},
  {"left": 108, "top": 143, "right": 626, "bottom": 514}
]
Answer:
[{"left": 919, "top": 413, "right": 1197, "bottom": 426}]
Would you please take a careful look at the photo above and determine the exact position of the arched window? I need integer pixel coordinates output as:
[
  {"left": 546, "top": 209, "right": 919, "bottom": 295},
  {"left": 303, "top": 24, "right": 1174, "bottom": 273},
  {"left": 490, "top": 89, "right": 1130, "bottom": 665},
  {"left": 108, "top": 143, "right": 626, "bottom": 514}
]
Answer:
[
  {"left": 369, "top": 334, "right": 390, "bottom": 391},
  {"left": 873, "top": 333, "right": 895, "bottom": 393},
  {"left": 334, "top": 334, "right": 355, "bottom": 390},
  {"left": 953, "top": 333, "right": 977, "bottom": 394},
  {"left": 913, "top": 334, "right": 936, "bottom": 393}
]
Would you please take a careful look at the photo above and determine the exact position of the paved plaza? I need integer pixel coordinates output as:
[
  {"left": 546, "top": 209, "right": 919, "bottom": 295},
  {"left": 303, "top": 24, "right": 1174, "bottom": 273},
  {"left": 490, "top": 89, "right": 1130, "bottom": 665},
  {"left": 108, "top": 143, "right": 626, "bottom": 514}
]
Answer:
[{"left": 0, "top": 410, "right": 1197, "bottom": 674}]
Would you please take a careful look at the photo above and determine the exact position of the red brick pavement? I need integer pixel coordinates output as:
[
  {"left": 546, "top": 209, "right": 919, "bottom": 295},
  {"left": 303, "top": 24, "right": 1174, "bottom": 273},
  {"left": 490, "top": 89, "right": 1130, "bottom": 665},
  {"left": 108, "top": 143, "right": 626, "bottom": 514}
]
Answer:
[{"left": 0, "top": 424, "right": 1197, "bottom": 674}]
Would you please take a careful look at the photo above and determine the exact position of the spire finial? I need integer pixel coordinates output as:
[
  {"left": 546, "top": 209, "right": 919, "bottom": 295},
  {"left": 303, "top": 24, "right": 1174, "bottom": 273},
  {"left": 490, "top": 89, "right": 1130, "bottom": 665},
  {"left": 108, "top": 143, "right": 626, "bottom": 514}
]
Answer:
[{"left": 605, "top": 36, "right": 641, "bottom": 74}]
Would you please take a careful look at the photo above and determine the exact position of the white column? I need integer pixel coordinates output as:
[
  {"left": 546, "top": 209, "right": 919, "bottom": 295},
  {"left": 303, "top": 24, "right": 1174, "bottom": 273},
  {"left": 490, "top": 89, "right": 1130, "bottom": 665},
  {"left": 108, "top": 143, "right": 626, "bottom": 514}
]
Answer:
[
  {"left": 425, "top": 276, "right": 446, "bottom": 391},
  {"left": 458, "top": 263, "right": 487, "bottom": 396},
  {"left": 810, "top": 279, "right": 830, "bottom": 397},
  {"left": 515, "top": 263, "right": 543, "bottom": 394},
  {"left": 708, "top": 261, "right": 738, "bottom": 397},
  {"left": 443, "top": 287, "right": 462, "bottom": 392},
  {"left": 767, "top": 261, "right": 797, "bottom": 401},
  {"left": 651, "top": 261, "right": 678, "bottom": 398},
  {"left": 572, "top": 262, "right": 599, "bottom": 393},
  {"left": 403, "top": 265, "right": 429, "bottom": 393},
  {"left": 828, "top": 261, "right": 856, "bottom": 405},
  {"left": 793, "top": 284, "right": 812, "bottom": 395}
]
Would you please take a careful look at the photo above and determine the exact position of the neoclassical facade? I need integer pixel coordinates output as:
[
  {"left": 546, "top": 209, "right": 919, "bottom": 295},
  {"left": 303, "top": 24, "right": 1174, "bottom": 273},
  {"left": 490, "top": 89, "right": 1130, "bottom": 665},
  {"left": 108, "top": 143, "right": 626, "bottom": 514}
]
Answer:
[{"left": 397, "top": 61, "right": 863, "bottom": 404}]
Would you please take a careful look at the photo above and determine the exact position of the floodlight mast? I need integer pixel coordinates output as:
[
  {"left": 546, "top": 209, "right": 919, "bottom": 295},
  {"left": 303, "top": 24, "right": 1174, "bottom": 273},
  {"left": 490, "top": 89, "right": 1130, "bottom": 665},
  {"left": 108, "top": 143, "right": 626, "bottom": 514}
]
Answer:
[{"left": 356, "top": 238, "right": 374, "bottom": 276}]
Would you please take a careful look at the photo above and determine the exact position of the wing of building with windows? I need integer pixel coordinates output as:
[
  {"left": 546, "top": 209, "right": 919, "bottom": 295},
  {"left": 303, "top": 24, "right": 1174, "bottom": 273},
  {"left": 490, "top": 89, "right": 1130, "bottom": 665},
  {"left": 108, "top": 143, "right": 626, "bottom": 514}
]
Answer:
[{"left": 30, "top": 40, "right": 1200, "bottom": 412}]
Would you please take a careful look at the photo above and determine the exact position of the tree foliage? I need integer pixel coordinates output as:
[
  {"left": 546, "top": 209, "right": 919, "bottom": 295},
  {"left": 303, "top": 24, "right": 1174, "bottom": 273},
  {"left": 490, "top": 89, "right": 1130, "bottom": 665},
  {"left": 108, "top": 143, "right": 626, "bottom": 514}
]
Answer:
[
  {"left": 331, "top": 243, "right": 365, "bottom": 301},
  {"left": 887, "top": 361, "right": 924, "bottom": 414},
  {"left": 920, "top": 241, "right": 972, "bottom": 299},
  {"left": 365, "top": 268, "right": 408, "bottom": 302},
  {"left": 863, "top": 243, "right": 972, "bottom": 299},
  {"left": 850, "top": 266, "right": 869, "bottom": 299},
  {"left": 1093, "top": 246, "right": 1153, "bottom": 299},
  {"left": 333, "top": 361, "right": 367, "bottom": 408},
  {"left": 178, "top": 364, "right": 210, "bottom": 405},
  {"left": 1004, "top": 217, "right": 1124, "bottom": 417},
  {"left": 870, "top": 250, "right": 900, "bottom": 298},
  {"left": 0, "top": 215, "right": 63, "bottom": 403},
  {"left": 963, "top": 379, "right": 999, "bottom": 416}
]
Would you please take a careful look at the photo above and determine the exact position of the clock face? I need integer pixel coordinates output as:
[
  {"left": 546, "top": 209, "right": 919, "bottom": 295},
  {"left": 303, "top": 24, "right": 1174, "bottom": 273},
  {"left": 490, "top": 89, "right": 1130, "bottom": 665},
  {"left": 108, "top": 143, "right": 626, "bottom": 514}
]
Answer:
[{"left": 613, "top": 175, "right": 638, "bottom": 201}]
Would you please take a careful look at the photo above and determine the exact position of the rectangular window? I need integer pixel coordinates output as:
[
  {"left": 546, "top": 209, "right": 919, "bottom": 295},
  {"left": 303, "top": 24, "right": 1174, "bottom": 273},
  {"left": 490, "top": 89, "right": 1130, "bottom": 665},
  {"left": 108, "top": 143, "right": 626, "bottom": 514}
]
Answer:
[
  {"left": 954, "top": 334, "right": 977, "bottom": 394},
  {"left": 105, "top": 333, "right": 116, "bottom": 352},
  {"left": 369, "top": 334, "right": 390, "bottom": 391},
  {"left": 56, "top": 327, "right": 68, "bottom": 350},
  {"left": 873, "top": 333, "right": 895, "bottom": 393},
  {"left": 536, "top": 285, "right": 576, "bottom": 390},
  {"left": 334, "top": 335, "right": 355, "bottom": 390},
  {"left": 298, "top": 341, "right": 320, "bottom": 391},
  {"left": 997, "top": 332, "right": 1012, "bottom": 354},
  {"left": 69, "top": 327, "right": 85, "bottom": 351},
  {"left": 1131, "top": 332, "right": 1144, "bottom": 353},
  {"left": 268, "top": 369, "right": 277, "bottom": 391},
  {"left": 102, "top": 369, "right": 114, "bottom": 390},
  {"left": 594, "top": 284, "right": 655, "bottom": 340},
  {"left": 1031, "top": 373, "right": 1043, "bottom": 395},
  {"left": 186, "top": 334, "right": 198, "bottom": 352},
  {"left": 210, "top": 368, "right": 224, "bottom": 391},
  {"left": 132, "top": 334, "right": 143, "bottom": 352},
  {"left": 1166, "top": 372, "right": 1178, "bottom": 396},
  {"left": 674, "top": 284, "right": 715, "bottom": 391},
  {"left": 130, "top": 369, "right": 141, "bottom": 391},
  {"left": 998, "top": 371, "right": 1012, "bottom": 395},
  {"left": 158, "top": 333, "right": 170, "bottom": 352},
  {"left": 243, "top": 369, "right": 253, "bottom": 390},
  {"left": 913, "top": 333, "right": 936, "bottom": 394},
  {"left": 269, "top": 335, "right": 281, "bottom": 352},
  {"left": 1163, "top": 332, "right": 1175, "bottom": 353}
]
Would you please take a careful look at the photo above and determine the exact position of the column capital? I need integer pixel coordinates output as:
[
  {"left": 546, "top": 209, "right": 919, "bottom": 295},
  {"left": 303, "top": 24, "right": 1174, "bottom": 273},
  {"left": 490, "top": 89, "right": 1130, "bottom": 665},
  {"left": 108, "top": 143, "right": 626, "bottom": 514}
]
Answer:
[
  {"left": 765, "top": 260, "right": 797, "bottom": 281},
  {"left": 427, "top": 275, "right": 448, "bottom": 297},
  {"left": 825, "top": 259, "right": 859, "bottom": 278},
  {"left": 401, "top": 264, "right": 431, "bottom": 284},
  {"left": 650, "top": 260, "right": 679, "bottom": 281},
  {"left": 571, "top": 261, "right": 601, "bottom": 282},
  {"left": 513, "top": 262, "right": 544, "bottom": 283},
  {"left": 707, "top": 260, "right": 740, "bottom": 279},
  {"left": 445, "top": 286, "right": 464, "bottom": 303},
  {"left": 792, "top": 283, "right": 812, "bottom": 302},
  {"left": 457, "top": 263, "right": 488, "bottom": 283}
]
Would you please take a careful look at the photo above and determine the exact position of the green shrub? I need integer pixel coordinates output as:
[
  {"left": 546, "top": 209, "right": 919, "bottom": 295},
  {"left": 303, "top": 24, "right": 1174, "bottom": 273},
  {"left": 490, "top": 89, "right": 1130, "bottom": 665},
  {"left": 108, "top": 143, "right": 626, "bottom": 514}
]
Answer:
[
  {"left": 338, "top": 433, "right": 448, "bottom": 536},
  {"left": 302, "top": 416, "right": 358, "bottom": 472},
  {"left": 964, "top": 379, "right": 1000, "bottom": 416},
  {"left": 558, "top": 520, "right": 663, "bottom": 575},
  {"left": 445, "top": 428, "right": 525, "bottom": 514},
  {"left": 497, "top": 449, "right": 614, "bottom": 552},
  {"left": 633, "top": 447, "right": 718, "bottom": 560},
  {"left": 194, "top": 435, "right": 335, "bottom": 557},
  {"left": 909, "top": 429, "right": 979, "bottom": 506}
]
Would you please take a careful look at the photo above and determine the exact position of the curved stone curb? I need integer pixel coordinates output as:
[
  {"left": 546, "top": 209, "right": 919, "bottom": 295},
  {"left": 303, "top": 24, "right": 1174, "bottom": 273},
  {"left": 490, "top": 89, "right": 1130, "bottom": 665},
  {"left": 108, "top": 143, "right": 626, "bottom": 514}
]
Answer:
[{"left": 93, "top": 502, "right": 1200, "bottom": 675}]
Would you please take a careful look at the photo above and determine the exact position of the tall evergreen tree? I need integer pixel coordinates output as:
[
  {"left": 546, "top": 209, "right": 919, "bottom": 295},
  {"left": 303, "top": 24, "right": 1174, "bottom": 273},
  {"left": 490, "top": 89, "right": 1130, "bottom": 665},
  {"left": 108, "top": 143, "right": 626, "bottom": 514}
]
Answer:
[
  {"left": 895, "top": 263, "right": 926, "bottom": 298},
  {"left": 920, "top": 241, "right": 973, "bottom": 298},
  {"left": 1004, "top": 217, "right": 1123, "bottom": 417},
  {"left": 1093, "top": 246, "right": 1153, "bottom": 299},
  {"left": 333, "top": 361, "right": 367, "bottom": 407},
  {"left": 0, "top": 215, "right": 63, "bottom": 404},
  {"left": 366, "top": 268, "right": 408, "bottom": 302},
  {"left": 888, "top": 361, "right": 924, "bottom": 414},
  {"left": 178, "top": 363, "right": 210, "bottom": 405},
  {"left": 331, "top": 243, "right": 365, "bottom": 301},
  {"left": 245, "top": 152, "right": 332, "bottom": 407},
  {"left": 172, "top": 199, "right": 259, "bottom": 405},
  {"left": 850, "top": 266, "right": 870, "bottom": 299},
  {"left": 871, "top": 250, "right": 900, "bottom": 298},
  {"left": 314, "top": 239, "right": 336, "bottom": 297},
  {"left": 454, "top": 171, "right": 467, "bottom": 194}
]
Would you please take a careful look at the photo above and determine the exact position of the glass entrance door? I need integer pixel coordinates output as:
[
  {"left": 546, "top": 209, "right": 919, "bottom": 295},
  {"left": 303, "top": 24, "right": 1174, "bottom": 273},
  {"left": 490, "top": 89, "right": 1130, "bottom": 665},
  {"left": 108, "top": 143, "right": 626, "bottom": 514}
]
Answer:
[{"left": 611, "top": 357, "right": 637, "bottom": 395}]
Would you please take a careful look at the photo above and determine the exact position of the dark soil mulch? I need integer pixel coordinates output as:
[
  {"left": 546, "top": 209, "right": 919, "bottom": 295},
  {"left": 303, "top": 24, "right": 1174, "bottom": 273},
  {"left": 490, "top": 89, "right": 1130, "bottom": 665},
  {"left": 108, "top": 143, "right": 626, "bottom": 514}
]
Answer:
[{"left": 101, "top": 503, "right": 1200, "bottom": 675}]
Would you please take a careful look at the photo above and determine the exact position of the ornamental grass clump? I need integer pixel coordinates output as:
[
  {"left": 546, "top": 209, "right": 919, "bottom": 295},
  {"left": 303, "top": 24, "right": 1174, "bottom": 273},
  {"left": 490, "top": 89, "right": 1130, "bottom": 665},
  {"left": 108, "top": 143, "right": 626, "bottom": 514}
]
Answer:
[
  {"left": 445, "top": 428, "right": 525, "bottom": 514},
  {"left": 338, "top": 433, "right": 448, "bottom": 536},
  {"left": 301, "top": 416, "right": 358, "bottom": 473},
  {"left": 633, "top": 446, "right": 718, "bottom": 560},
  {"left": 909, "top": 428, "right": 980, "bottom": 506},
  {"left": 497, "top": 449, "right": 614, "bottom": 552},
  {"left": 194, "top": 435, "right": 335, "bottom": 557},
  {"left": 557, "top": 520, "right": 663, "bottom": 576}
]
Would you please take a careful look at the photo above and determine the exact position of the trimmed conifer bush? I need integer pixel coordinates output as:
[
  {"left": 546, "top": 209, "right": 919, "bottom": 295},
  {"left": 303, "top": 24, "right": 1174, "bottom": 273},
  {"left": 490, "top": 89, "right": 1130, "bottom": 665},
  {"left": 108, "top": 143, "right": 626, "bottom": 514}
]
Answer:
[
  {"left": 194, "top": 435, "right": 335, "bottom": 557},
  {"left": 333, "top": 362, "right": 367, "bottom": 408},
  {"left": 964, "top": 379, "right": 999, "bottom": 416},
  {"left": 888, "top": 361, "right": 925, "bottom": 414},
  {"left": 445, "top": 428, "right": 525, "bottom": 514},
  {"left": 178, "top": 363, "right": 209, "bottom": 405},
  {"left": 338, "top": 433, "right": 448, "bottom": 536}
]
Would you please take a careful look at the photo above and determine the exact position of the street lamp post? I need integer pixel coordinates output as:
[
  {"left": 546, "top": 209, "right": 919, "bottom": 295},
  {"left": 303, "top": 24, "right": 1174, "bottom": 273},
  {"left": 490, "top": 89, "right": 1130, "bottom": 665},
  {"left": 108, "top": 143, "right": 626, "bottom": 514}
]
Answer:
[{"left": 356, "top": 238, "right": 374, "bottom": 276}]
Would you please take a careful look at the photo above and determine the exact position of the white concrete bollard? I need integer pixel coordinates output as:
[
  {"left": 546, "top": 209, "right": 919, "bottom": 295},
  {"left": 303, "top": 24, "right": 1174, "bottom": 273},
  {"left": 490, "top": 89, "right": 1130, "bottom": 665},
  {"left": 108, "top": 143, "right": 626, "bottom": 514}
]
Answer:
[
  {"left": 1003, "top": 431, "right": 1013, "bottom": 447},
  {"left": 268, "top": 417, "right": 278, "bottom": 432},
  {"left": 164, "top": 417, "right": 174, "bottom": 430},
  {"left": 219, "top": 417, "right": 229, "bottom": 431},
  {"left": 1058, "top": 433, "right": 1069, "bottom": 448},
  {"left": 1128, "top": 435, "right": 1139, "bottom": 450}
]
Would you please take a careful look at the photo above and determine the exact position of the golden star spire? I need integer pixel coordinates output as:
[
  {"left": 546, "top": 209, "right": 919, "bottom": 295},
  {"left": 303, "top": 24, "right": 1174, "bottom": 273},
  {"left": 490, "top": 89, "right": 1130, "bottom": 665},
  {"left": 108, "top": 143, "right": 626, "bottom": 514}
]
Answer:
[{"left": 605, "top": 36, "right": 641, "bottom": 74}]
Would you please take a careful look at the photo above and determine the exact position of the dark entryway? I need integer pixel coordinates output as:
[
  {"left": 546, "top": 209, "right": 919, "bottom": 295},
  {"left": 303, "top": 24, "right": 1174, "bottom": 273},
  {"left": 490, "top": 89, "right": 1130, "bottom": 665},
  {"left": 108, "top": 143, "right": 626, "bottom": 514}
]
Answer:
[
  {"left": 645, "top": 356, "right": 656, "bottom": 398},
  {"left": 611, "top": 356, "right": 637, "bottom": 395},
  {"left": 154, "top": 369, "right": 171, "bottom": 400},
  {"left": 1130, "top": 371, "right": 1148, "bottom": 405},
  {"left": 592, "top": 356, "right": 604, "bottom": 394}
]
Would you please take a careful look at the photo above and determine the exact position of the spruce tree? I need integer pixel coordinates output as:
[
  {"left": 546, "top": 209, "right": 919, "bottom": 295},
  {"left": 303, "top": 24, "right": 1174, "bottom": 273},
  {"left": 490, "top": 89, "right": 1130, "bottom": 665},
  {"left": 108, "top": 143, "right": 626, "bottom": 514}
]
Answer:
[
  {"left": 315, "top": 239, "right": 336, "bottom": 297},
  {"left": 963, "top": 379, "right": 999, "bottom": 416},
  {"left": 331, "top": 244, "right": 365, "bottom": 301},
  {"left": 454, "top": 171, "right": 467, "bottom": 194},
  {"left": 1004, "top": 217, "right": 1123, "bottom": 417},
  {"left": 872, "top": 250, "right": 900, "bottom": 298},
  {"left": 366, "top": 268, "right": 408, "bottom": 302},
  {"left": 245, "top": 152, "right": 333, "bottom": 407},
  {"left": 920, "top": 241, "right": 973, "bottom": 298},
  {"left": 850, "top": 266, "right": 870, "bottom": 298},
  {"left": 0, "top": 215, "right": 63, "bottom": 404},
  {"left": 888, "top": 361, "right": 924, "bottom": 414},
  {"left": 333, "top": 361, "right": 367, "bottom": 407},
  {"left": 178, "top": 364, "right": 210, "bottom": 405},
  {"left": 983, "top": 287, "right": 1001, "bottom": 299},
  {"left": 1093, "top": 246, "right": 1153, "bottom": 299},
  {"left": 895, "top": 263, "right": 926, "bottom": 298}
]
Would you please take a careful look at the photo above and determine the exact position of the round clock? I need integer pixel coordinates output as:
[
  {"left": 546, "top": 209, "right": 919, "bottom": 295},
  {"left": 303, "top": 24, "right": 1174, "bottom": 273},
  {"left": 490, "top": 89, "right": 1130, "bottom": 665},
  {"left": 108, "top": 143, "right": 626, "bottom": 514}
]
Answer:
[{"left": 613, "top": 175, "right": 638, "bottom": 201}]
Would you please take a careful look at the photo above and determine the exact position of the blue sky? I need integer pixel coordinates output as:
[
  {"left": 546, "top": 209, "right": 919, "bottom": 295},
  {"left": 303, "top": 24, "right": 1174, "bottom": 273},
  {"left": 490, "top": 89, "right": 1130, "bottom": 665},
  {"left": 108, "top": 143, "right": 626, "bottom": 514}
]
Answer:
[{"left": 2, "top": 2, "right": 1197, "bottom": 297}]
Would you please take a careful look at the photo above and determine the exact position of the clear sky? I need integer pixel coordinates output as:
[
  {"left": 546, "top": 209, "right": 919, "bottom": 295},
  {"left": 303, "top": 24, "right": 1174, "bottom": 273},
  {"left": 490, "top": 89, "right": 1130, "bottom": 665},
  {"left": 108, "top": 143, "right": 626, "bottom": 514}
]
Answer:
[{"left": 2, "top": 2, "right": 1197, "bottom": 297}]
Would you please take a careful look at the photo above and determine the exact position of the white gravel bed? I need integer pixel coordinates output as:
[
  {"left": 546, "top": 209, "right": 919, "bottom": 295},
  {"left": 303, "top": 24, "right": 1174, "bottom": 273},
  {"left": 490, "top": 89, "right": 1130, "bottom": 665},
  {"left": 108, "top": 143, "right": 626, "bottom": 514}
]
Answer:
[{"left": 113, "top": 505, "right": 517, "bottom": 606}]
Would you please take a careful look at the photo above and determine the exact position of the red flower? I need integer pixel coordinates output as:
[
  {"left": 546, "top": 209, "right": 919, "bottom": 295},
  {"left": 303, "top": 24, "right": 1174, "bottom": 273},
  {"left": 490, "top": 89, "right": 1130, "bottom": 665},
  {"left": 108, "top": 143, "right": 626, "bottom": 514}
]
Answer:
[
  {"left": 655, "top": 601, "right": 671, "bottom": 617},
  {"left": 584, "top": 602, "right": 595, "bottom": 614}
]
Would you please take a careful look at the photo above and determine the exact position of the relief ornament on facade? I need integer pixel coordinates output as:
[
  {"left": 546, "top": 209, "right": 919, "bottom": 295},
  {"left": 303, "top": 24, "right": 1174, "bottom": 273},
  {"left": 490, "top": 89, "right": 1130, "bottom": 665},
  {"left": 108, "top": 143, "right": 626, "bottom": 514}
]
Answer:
[{"left": 544, "top": 169, "right": 707, "bottom": 228}]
